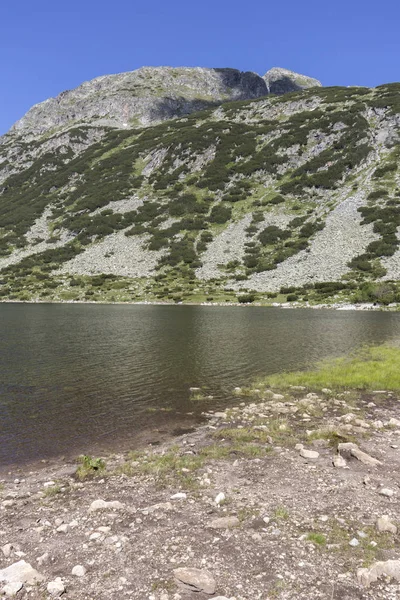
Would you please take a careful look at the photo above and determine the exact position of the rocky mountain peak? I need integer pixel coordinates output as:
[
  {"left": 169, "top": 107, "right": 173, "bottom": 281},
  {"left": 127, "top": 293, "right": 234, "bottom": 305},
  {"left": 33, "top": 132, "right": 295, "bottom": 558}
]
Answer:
[
  {"left": 263, "top": 67, "right": 322, "bottom": 95},
  {"left": 7, "top": 65, "right": 320, "bottom": 140}
]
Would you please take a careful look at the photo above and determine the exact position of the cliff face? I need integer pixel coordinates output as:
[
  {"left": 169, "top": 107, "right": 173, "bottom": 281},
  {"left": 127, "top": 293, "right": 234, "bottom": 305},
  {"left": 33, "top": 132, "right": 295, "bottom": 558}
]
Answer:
[{"left": 1, "top": 64, "right": 400, "bottom": 305}]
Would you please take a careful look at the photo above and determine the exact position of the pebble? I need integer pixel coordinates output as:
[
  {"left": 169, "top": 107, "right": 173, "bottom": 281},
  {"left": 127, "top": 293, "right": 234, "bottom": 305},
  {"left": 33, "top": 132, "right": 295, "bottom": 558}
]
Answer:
[
  {"left": 170, "top": 493, "right": 187, "bottom": 500},
  {"left": 1, "top": 544, "right": 12, "bottom": 558},
  {"left": 215, "top": 492, "right": 226, "bottom": 505},
  {"left": 376, "top": 515, "right": 397, "bottom": 534},
  {"left": 72, "top": 565, "right": 86, "bottom": 577},
  {"left": 300, "top": 448, "right": 319, "bottom": 459},
  {"left": 349, "top": 538, "right": 360, "bottom": 547},
  {"left": 379, "top": 488, "right": 395, "bottom": 497},
  {"left": 47, "top": 578, "right": 65, "bottom": 596},
  {"left": 36, "top": 553, "right": 50, "bottom": 566},
  {"left": 89, "top": 499, "right": 124, "bottom": 512},
  {"left": 333, "top": 455, "right": 347, "bottom": 468}
]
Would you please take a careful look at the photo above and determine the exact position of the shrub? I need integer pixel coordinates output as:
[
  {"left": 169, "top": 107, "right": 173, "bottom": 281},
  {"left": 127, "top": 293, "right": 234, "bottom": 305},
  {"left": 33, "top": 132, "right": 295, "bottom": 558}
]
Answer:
[
  {"left": 259, "top": 226, "right": 291, "bottom": 245},
  {"left": 238, "top": 293, "right": 256, "bottom": 303},
  {"left": 208, "top": 205, "right": 232, "bottom": 224}
]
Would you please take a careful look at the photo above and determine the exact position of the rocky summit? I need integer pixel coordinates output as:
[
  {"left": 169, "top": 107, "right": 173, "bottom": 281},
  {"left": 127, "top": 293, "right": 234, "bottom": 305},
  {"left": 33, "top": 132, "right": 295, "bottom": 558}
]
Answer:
[{"left": 1, "top": 65, "right": 400, "bottom": 306}]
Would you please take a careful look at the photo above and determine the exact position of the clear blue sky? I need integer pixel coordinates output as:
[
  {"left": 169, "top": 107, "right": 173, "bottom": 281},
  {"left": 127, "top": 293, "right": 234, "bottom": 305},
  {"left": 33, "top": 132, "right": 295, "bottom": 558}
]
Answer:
[{"left": 1, "top": 0, "right": 399, "bottom": 135}]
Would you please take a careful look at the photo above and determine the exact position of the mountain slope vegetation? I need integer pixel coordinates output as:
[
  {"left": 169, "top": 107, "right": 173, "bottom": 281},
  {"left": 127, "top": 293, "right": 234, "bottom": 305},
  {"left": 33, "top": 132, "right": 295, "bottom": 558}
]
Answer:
[{"left": 1, "top": 74, "right": 400, "bottom": 305}]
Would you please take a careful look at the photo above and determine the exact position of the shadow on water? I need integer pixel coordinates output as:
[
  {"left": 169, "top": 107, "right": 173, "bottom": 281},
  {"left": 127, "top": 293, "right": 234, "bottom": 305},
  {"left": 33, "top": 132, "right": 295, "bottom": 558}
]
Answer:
[{"left": 1, "top": 304, "right": 400, "bottom": 466}]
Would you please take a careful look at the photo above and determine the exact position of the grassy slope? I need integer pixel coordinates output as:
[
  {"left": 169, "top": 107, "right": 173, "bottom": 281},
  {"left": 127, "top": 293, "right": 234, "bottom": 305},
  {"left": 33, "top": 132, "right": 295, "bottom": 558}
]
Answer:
[{"left": 259, "top": 345, "right": 400, "bottom": 390}]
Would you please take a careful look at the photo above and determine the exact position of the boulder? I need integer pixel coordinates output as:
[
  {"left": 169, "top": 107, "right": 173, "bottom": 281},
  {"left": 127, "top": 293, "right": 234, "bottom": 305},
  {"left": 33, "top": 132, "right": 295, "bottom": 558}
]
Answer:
[
  {"left": 358, "top": 559, "right": 400, "bottom": 587},
  {"left": 173, "top": 568, "right": 216, "bottom": 594},
  {"left": 0, "top": 561, "right": 44, "bottom": 585},
  {"left": 376, "top": 515, "right": 397, "bottom": 534}
]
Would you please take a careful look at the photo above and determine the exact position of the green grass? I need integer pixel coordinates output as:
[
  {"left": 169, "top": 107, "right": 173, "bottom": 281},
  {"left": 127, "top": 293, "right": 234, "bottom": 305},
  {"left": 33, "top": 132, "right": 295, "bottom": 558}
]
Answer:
[
  {"left": 76, "top": 455, "right": 106, "bottom": 480},
  {"left": 259, "top": 345, "right": 400, "bottom": 391},
  {"left": 306, "top": 532, "right": 327, "bottom": 545}
]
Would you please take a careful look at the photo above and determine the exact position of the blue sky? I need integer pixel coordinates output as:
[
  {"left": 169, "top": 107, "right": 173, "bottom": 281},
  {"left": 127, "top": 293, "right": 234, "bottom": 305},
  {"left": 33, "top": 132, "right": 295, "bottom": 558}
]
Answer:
[{"left": 1, "top": 0, "right": 399, "bottom": 135}]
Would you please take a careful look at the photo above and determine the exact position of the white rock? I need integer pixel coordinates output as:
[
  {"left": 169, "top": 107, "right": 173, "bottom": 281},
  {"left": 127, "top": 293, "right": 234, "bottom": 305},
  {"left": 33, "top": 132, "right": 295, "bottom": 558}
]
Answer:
[
  {"left": 0, "top": 561, "right": 44, "bottom": 584},
  {"left": 300, "top": 448, "right": 319, "bottom": 459},
  {"left": 376, "top": 516, "right": 397, "bottom": 534},
  {"left": 1, "top": 544, "right": 12, "bottom": 558},
  {"left": 56, "top": 524, "right": 68, "bottom": 533},
  {"left": 2, "top": 501, "right": 15, "bottom": 508},
  {"left": 43, "top": 481, "right": 56, "bottom": 488},
  {"left": 47, "top": 578, "right": 65, "bottom": 596},
  {"left": 379, "top": 488, "right": 394, "bottom": 497},
  {"left": 333, "top": 455, "right": 347, "bottom": 468},
  {"left": 349, "top": 538, "right": 360, "bottom": 547},
  {"left": 2, "top": 582, "right": 23, "bottom": 597},
  {"left": 215, "top": 492, "right": 226, "bottom": 505},
  {"left": 89, "top": 499, "right": 124, "bottom": 512},
  {"left": 71, "top": 565, "right": 86, "bottom": 577},
  {"left": 170, "top": 493, "right": 187, "bottom": 500}
]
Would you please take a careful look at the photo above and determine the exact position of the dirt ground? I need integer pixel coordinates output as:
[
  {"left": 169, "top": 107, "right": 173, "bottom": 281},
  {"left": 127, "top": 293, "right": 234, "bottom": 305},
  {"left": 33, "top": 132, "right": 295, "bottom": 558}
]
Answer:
[{"left": 1, "top": 386, "right": 400, "bottom": 599}]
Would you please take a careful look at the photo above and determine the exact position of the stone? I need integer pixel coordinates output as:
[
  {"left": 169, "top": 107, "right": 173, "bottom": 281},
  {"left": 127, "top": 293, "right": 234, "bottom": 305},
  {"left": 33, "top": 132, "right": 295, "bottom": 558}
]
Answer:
[
  {"left": 349, "top": 538, "right": 360, "bottom": 547},
  {"left": 333, "top": 455, "right": 347, "bottom": 468},
  {"left": 36, "top": 552, "right": 50, "bottom": 566},
  {"left": 170, "top": 493, "right": 187, "bottom": 500},
  {"left": 379, "top": 488, "right": 394, "bottom": 498},
  {"left": 0, "top": 561, "right": 44, "bottom": 585},
  {"left": 2, "top": 544, "right": 13, "bottom": 558},
  {"left": 56, "top": 524, "right": 68, "bottom": 533},
  {"left": 337, "top": 442, "right": 381, "bottom": 466},
  {"left": 72, "top": 565, "right": 86, "bottom": 577},
  {"left": 47, "top": 578, "right": 65, "bottom": 596},
  {"left": 89, "top": 499, "right": 124, "bottom": 512},
  {"left": 300, "top": 448, "right": 319, "bottom": 459},
  {"left": 215, "top": 492, "right": 226, "bottom": 505},
  {"left": 357, "top": 559, "right": 400, "bottom": 587},
  {"left": 2, "top": 582, "right": 23, "bottom": 597},
  {"left": 376, "top": 516, "right": 397, "bottom": 534},
  {"left": 206, "top": 516, "right": 240, "bottom": 529},
  {"left": 173, "top": 568, "right": 216, "bottom": 594}
]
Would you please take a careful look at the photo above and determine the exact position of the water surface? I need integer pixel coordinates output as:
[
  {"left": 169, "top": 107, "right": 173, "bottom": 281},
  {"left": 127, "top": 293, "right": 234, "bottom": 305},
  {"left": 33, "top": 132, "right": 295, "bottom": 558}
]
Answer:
[{"left": 1, "top": 304, "right": 400, "bottom": 467}]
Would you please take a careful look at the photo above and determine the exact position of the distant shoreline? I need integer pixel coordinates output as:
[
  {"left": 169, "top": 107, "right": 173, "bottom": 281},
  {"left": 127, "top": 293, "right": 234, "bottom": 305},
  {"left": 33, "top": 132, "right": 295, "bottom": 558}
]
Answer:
[{"left": 0, "top": 298, "right": 398, "bottom": 311}]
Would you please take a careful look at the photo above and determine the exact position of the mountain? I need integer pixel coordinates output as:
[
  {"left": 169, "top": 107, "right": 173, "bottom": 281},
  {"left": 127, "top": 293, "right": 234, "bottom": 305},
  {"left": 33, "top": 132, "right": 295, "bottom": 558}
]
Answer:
[{"left": 1, "top": 65, "right": 400, "bottom": 306}]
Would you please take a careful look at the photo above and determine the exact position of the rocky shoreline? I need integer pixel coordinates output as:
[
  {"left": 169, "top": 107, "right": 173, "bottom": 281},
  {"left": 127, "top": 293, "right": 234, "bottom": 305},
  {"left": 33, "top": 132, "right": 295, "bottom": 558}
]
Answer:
[
  {"left": 0, "top": 299, "right": 398, "bottom": 311},
  {"left": 1, "top": 384, "right": 400, "bottom": 599}
]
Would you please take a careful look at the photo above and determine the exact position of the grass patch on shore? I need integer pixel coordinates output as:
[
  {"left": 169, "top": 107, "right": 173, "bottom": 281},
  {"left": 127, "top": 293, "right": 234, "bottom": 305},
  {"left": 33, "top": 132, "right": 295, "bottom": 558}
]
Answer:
[{"left": 258, "top": 345, "right": 400, "bottom": 391}]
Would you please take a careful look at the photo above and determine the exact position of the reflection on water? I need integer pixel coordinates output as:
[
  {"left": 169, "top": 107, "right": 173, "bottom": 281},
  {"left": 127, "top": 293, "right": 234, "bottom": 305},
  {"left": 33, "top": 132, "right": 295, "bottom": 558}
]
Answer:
[{"left": 1, "top": 304, "right": 400, "bottom": 466}]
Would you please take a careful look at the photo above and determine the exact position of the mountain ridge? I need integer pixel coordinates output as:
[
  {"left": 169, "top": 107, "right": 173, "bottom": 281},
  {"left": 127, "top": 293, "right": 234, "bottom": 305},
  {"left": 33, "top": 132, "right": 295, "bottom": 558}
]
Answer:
[{"left": 5, "top": 65, "right": 321, "bottom": 139}]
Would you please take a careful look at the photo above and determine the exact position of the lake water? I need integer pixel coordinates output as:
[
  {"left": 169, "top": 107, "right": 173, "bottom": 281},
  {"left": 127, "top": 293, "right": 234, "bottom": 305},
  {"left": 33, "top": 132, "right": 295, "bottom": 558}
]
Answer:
[{"left": 1, "top": 304, "right": 400, "bottom": 468}]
